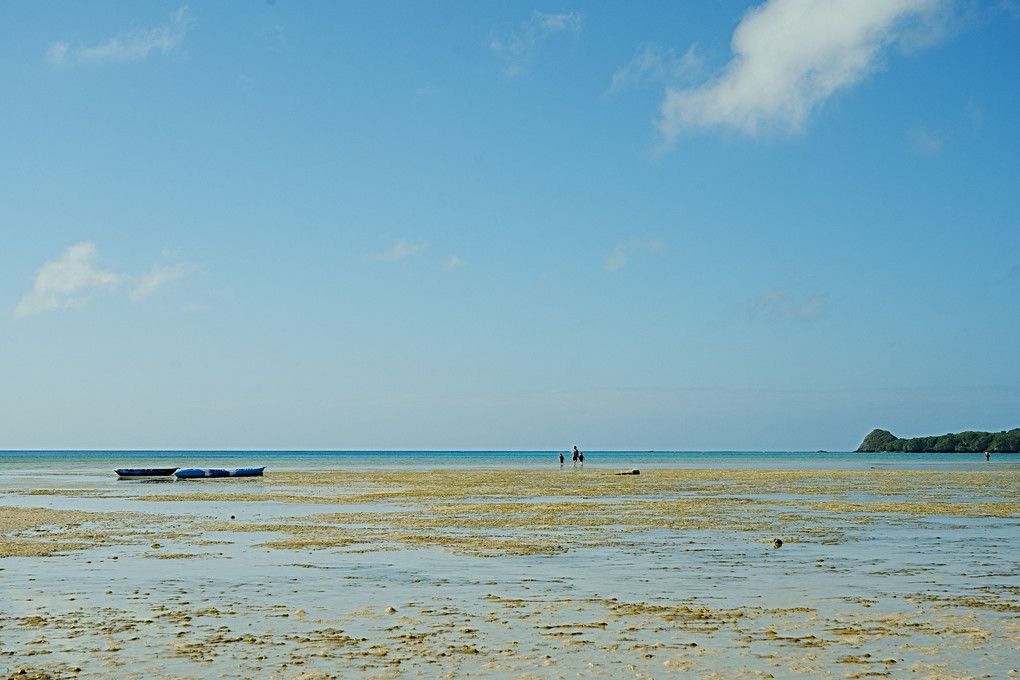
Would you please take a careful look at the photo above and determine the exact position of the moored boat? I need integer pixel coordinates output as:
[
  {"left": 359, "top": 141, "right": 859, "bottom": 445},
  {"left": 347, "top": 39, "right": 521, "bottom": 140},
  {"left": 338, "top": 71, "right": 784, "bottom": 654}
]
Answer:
[
  {"left": 174, "top": 466, "right": 265, "bottom": 479},
  {"left": 116, "top": 467, "right": 179, "bottom": 477}
]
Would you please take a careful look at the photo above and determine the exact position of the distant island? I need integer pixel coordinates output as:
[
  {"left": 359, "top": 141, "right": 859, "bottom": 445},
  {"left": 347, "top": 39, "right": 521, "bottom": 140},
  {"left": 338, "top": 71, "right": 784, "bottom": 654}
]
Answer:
[{"left": 856, "top": 428, "right": 1020, "bottom": 453}]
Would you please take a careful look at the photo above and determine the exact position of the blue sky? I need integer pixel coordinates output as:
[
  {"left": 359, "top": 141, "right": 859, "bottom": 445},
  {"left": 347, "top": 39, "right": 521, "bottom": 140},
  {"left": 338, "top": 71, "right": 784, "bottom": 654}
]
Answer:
[{"left": 2, "top": 1, "right": 1019, "bottom": 451}]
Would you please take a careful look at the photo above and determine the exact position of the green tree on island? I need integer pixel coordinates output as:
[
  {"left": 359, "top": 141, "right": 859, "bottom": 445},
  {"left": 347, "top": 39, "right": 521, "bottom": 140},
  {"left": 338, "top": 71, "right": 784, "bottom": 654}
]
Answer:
[{"left": 856, "top": 428, "right": 1020, "bottom": 453}]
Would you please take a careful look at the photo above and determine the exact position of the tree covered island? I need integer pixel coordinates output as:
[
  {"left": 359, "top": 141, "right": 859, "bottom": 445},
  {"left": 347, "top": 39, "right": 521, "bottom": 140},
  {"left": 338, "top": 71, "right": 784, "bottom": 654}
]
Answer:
[{"left": 856, "top": 428, "right": 1020, "bottom": 453}]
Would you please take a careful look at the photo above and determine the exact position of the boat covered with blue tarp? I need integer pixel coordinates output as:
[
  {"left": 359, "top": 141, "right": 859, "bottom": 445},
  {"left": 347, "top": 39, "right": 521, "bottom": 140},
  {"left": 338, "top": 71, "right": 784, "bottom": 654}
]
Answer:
[{"left": 174, "top": 466, "right": 265, "bottom": 479}]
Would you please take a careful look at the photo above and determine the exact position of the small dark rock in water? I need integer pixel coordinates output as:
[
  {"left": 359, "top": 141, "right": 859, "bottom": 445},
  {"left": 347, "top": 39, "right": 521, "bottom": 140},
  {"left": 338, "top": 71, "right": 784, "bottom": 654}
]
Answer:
[
  {"left": 615, "top": 469, "right": 640, "bottom": 475},
  {"left": 773, "top": 538, "right": 783, "bottom": 548}
]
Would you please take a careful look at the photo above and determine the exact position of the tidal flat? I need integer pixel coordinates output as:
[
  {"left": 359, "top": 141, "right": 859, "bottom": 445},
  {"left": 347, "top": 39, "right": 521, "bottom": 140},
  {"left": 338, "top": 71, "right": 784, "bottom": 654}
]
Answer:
[{"left": 2, "top": 466, "right": 1019, "bottom": 679}]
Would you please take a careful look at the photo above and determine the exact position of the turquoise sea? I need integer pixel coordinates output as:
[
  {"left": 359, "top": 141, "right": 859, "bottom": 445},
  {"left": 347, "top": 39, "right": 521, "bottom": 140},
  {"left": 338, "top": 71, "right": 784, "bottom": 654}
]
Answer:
[{"left": 1, "top": 448, "right": 1013, "bottom": 475}]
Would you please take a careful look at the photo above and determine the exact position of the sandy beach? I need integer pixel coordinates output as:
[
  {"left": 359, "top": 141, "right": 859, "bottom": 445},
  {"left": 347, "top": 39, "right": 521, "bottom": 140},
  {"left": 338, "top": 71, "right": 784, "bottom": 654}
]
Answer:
[{"left": 2, "top": 465, "right": 1019, "bottom": 679}]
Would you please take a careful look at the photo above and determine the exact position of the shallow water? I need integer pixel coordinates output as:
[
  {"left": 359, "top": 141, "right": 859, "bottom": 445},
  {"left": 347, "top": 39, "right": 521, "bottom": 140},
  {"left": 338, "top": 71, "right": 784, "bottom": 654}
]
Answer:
[
  {"left": 2, "top": 452, "right": 1019, "bottom": 679},
  {"left": 2, "top": 448, "right": 1015, "bottom": 476}
]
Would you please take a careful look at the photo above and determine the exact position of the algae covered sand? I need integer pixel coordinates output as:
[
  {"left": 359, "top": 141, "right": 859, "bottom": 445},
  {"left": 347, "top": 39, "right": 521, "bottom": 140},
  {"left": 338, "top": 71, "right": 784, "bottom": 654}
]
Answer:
[{"left": 2, "top": 466, "right": 1019, "bottom": 679}]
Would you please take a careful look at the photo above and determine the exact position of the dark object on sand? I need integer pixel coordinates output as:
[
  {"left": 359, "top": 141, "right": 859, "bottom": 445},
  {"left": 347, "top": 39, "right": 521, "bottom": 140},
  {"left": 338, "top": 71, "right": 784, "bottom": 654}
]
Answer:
[
  {"left": 773, "top": 538, "right": 783, "bottom": 548},
  {"left": 615, "top": 469, "right": 640, "bottom": 475},
  {"left": 174, "top": 466, "right": 265, "bottom": 479},
  {"left": 115, "top": 468, "right": 179, "bottom": 477}
]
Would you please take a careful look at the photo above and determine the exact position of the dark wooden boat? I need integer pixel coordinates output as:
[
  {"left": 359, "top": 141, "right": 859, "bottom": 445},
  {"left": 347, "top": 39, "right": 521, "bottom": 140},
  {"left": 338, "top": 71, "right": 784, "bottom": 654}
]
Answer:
[
  {"left": 115, "top": 467, "right": 179, "bottom": 477},
  {"left": 174, "top": 466, "right": 265, "bottom": 479}
]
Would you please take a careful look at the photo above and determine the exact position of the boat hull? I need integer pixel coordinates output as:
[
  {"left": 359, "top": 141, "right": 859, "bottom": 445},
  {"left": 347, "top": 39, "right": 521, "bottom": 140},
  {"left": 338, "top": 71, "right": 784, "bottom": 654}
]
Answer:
[
  {"left": 115, "top": 468, "right": 179, "bottom": 477},
  {"left": 174, "top": 467, "right": 265, "bottom": 479}
]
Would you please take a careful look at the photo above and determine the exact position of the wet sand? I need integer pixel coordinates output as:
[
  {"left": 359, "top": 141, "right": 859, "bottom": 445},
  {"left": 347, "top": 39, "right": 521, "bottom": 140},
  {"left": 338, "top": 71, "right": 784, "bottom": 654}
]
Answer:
[{"left": 2, "top": 467, "right": 1019, "bottom": 679}]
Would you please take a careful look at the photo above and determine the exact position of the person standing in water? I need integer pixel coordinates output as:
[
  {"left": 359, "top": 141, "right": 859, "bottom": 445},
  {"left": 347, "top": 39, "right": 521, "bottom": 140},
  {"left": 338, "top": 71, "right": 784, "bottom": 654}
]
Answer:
[
  {"left": 559, "top": 452, "right": 565, "bottom": 466},
  {"left": 572, "top": 445, "right": 579, "bottom": 465}
]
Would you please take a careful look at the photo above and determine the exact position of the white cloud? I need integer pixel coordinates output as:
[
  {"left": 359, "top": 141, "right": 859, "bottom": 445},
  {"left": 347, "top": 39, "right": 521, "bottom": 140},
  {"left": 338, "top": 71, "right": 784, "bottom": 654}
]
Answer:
[
  {"left": 370, "top": 239, "right": 428, "bottom": 262},
  {"left": 415, "top": 85, "right": 439, "bottom": 99},
  {"left": 443, "top": 255, "right": 465, "bottom": 269},
  {"left": 47, "top": 5, "right": 195, "bottom": 66},
  {"left": 748, "top": 287, "right": 827, "bottom": 320},
  {"left": 606, "top": 43, "right": 702, "bottom": 96},
  {"left": 965, "top": 99, "right": 983, "bottom": 128},
  {"left": 264, "top": 24, "right": 286, "bottom": 53},
  {"left": 658, "top": 0, "right": 949, "bottom": 143},
  {"left": 14, "top": 242, "right": 122, "bottom": 318},
  {"left": 14, "top": 242, "right": 194, "bottom": 319},
  {"left": 907, "top": 125, "right": 945, "bottom": 156},
  {"left": 604, "top": 245, "right": 629, "bottom": 272},
  {"left": 130, "top": 262, "right": 197, "bottom": 301},
  {"left": 489, "top": 10, "right": 582, "bottom": 78},
  {"left": 604, "top": 237, "right": 665, "bottom": 272}
]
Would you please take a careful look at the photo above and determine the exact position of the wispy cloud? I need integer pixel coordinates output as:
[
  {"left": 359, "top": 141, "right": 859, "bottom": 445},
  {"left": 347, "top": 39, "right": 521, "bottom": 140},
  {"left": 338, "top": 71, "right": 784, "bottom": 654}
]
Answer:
[
  {"left": 47, "top": 5, "right": 195, "bottom": 66},
  {"left": 443, "top": 255, "right": 465, "bottom": 269},
  {"left": 489, "top": 10, "right": 582, "bottom": 78},
  {"left": 606, "top": 43, "right": 702, "bottom": 97},
  {"left": 129, "top": 262, "right": 197, "bottom": 301},
  {"left": 657, "top": 0, "right": 951, "bottom": 144},
  {"left": 907, "top": 125, "right": 946, "bottom": 156},
  {"left": 14, "top": 242, "right": 194, "bottom": 319},
  {"left": 604, "top": 237, "right": 665, "bottom": 272},
  {"left": 14, "top": 243, "right": 121, "bottom": 318},
  {"left": 907, "top": 98, "right": 985, "bottom": 157},
  {"left": 263, "top": 24, "right": 286, "bottom": 53},
  {"left": 370, "top": 239, "right": 428, "bottom": 262},
  {"left": 748, "top": 287, "right": 828, "bottom": 321},
  {"left": 965, "top": 99, "right": 983, "bottom": 128},
  {"left": 415, "top": 84, "right": 439, "bottom": 99}
]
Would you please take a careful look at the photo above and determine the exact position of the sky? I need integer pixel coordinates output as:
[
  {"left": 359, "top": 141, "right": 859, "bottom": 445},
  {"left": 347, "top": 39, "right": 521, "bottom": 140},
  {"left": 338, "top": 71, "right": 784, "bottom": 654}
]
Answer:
[{"left": 2, "top": 0, "right": 1019, "bottom": 451}]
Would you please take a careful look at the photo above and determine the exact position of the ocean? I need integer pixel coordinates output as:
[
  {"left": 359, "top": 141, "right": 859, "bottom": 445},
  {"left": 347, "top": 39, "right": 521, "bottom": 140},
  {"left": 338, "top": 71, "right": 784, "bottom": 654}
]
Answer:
[{"left": 1, "top": 447, "right": 1011, "bottom": 474}]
